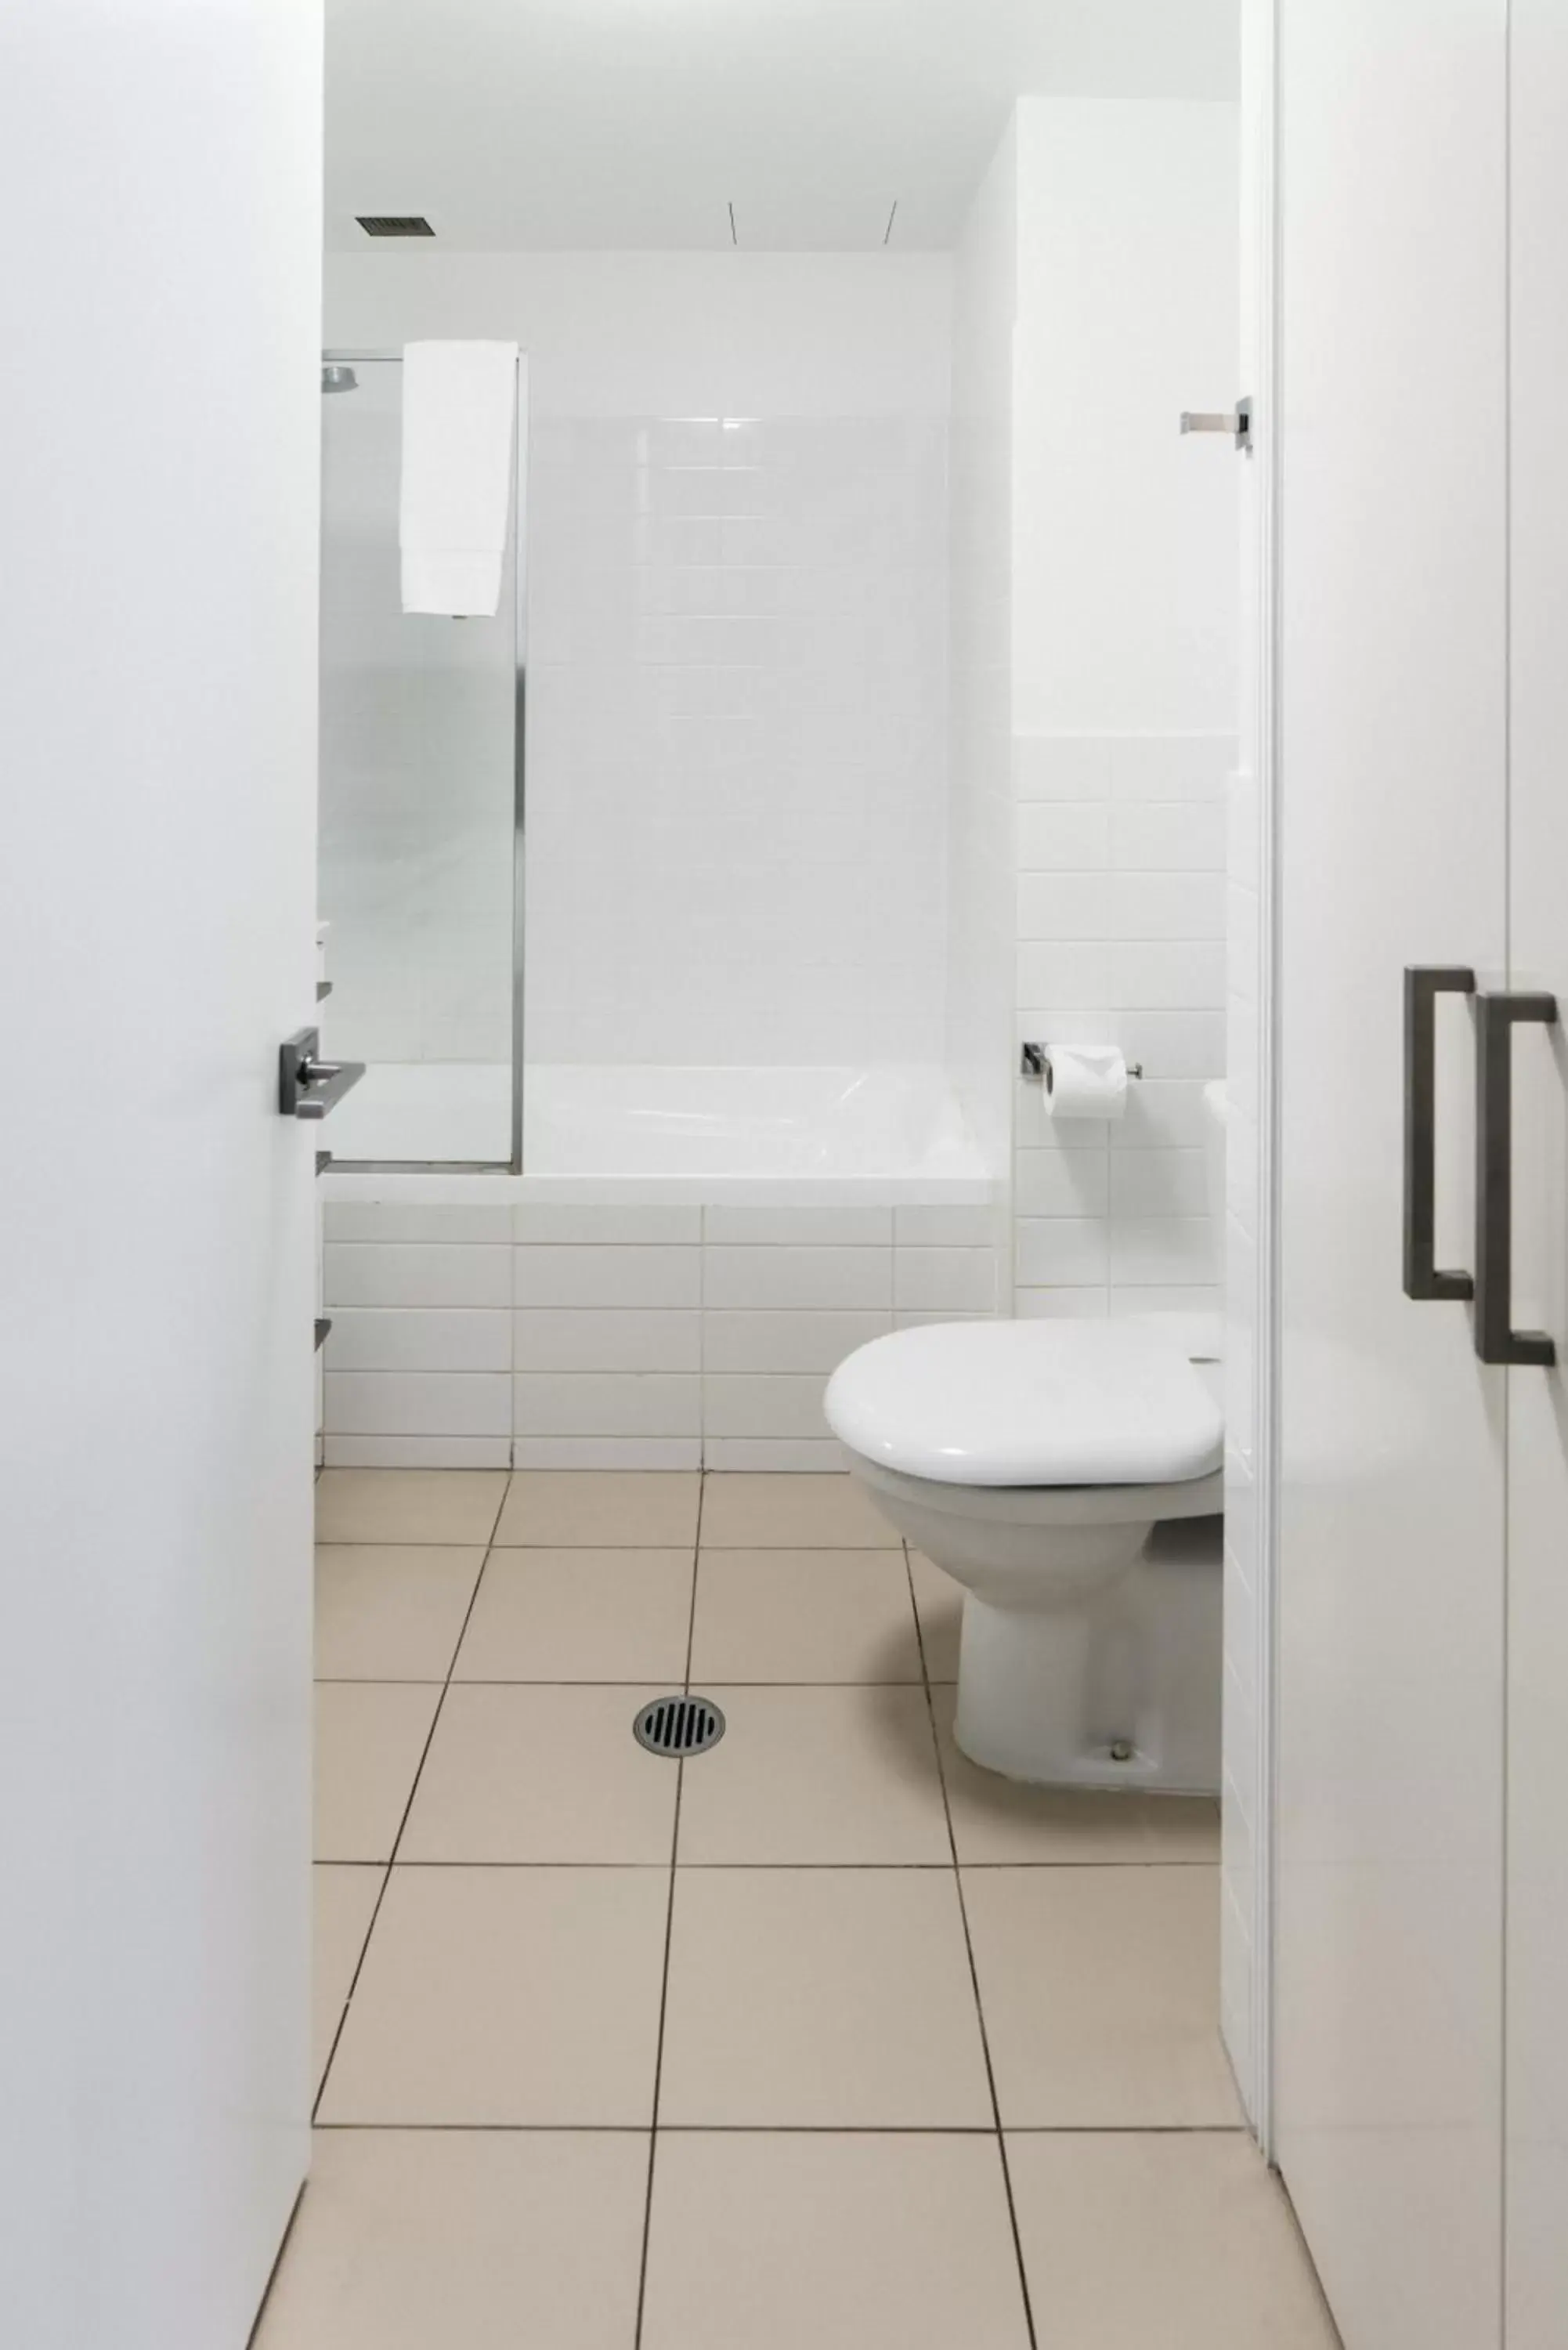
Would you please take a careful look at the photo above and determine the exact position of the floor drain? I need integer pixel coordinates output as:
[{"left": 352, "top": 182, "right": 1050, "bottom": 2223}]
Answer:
[{"left": 633, "top": 1694, "right": 726, "bottom": 1759}]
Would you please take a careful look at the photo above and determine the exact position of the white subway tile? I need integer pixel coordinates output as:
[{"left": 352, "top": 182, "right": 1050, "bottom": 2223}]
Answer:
[
  {"left": 1113, "top": 1008, "right": 1227, "bottom": 1079},
  {"left": 704, "top": 1438, "right": 845, "bottom": 1472},
  {"left": 323, "top": 1309, "right": 511, "bottom": 1374},
  {"left": 893, "top": 1205, "right": 997, "bottom": 1248},
  {"left": 1015, "top": 1287, "right": 1110, "bottom": 1319},
  {"left": 512, "top": 1372, "right": 702, "bottom": 1437},
  {"left": 1017, "top": 803, "right": 1111, "bottom": 871},
  {"left": 1108, "top": 735, "right": 1234, "bottom": 801},
  {"left": 703, "top": 1246, "right": 891, "bottom": 1311},
  {"left": 703, "top": 1204, "right": 892, "bottom": 1246},
  {"left": 1109, "top": 801, "right": 1227, "bottom": 872},
  {"left": 1016, "top": 942, "right": 1110, "bottom": 1007},
  {"left": 514, "top": 1245, "right": 702, "bottom": 1309},
  {"left": 1111, "top": 1285, "right": 1222, "bottom": 1318},
  {"left": 1017, "top": 873, "right": 1111, "bottom": 942},
  {"left": 323, "top": 1202, "right": 514, "bottom": 1244},
  {"left": 1015, "top": 1219, "right": 1110, "bottom": 1286},
  {"left": 323, "top": 1434, "right": 513, "bottom": 1470},
  {"left": 1109, "top": 1217, "right": 1217, "bottom": 1287},
  {"left": 1107, "top": 873, "right": 1226, "bottom": 942},
  {"left": 513, "top": 1436, "right": 702, "bottom": 1470},
  {"left": 1108, "top": 941, "right": 1227, "bottom": 1010},
  {"left": 511, "top": 1203, "right": 702, "bottom": 1244},
  {"left": 1013, "top": 736, "right": 1112, "bottom": 801},
  {"left": 1110, "top": 1149, "right": 1212, "bottom": 1218},
  {"left": 513, "top": 1308, "right": 701, "bottom": 1372},
  {"left": 323, "top": 1244, "right": 513, "bottom": 1311},
  {"left": 893, "top": 1248, "right": 997, "bottom": 1312},
  {"left": 323, "top": 1372, "right": 513, "bottom": 1437},
  {"left": 1111, "top": 1077, "right": 1213, "bottom": 1150},
  {"left": 893, "top": 1310, "right": 995, "bottom": 1330},
  {"left": 1015, "top": 1149, "right": 1109, "bottom": 1217},
  {"left": 703, "top": 1374, "right": 831, "bottom": 1440},
  {"left": 702, "top": 1310, "right": 890, "bottom": 1374}
]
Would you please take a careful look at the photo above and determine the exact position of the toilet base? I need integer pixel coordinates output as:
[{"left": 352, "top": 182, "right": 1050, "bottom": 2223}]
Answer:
[{"left": 956, "top": 1592, "right": 1122, "bottom": 1784}]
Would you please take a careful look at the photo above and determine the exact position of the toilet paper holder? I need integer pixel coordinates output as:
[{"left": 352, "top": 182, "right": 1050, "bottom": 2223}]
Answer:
[{"left": 1020, "top": 1042, "right": 1143, "bottom": 1081}]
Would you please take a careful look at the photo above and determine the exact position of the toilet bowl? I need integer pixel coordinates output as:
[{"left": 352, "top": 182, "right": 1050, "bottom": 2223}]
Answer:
[{"left": 826, "top": 1318, "right": 1223, "bottom": 1784}]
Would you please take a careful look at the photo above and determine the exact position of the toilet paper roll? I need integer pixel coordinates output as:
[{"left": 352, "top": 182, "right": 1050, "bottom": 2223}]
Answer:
[{"left": 1044, "top": 1045, "right": 1129, "bottom": 1121}]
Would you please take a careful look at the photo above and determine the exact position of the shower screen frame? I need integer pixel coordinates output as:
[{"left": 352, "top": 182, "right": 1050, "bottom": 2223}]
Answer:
[{"left": 320, "top": 348, "right": 528, "bottom": 1175}]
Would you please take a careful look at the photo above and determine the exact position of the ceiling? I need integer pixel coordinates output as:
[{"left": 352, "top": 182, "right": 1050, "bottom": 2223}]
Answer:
[{"left": 325, "top": 0, "right": 1238, "bottom": 253}]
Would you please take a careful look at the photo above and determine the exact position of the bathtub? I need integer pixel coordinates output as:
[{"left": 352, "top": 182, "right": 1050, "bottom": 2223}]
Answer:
[
  {"left": 326, "top": 1061, "right": 995, "bottom": 1203},
  {"left": 319, "top": 1062, "right": 1002, "bottom": 1471}
]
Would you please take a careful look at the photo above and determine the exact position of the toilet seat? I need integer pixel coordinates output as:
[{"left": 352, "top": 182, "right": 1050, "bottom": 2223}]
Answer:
[{"left": 824, "top": 1319, "right": 1223, "bottom": 1488}]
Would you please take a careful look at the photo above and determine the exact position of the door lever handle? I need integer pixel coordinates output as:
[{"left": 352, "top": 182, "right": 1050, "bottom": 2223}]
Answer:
[
  {"left": 278, "top": 1025, "right": 365, "bottom": 1121},
  {"left": 1475, "top": 990, "right": 1559, "bottom": 1365}
]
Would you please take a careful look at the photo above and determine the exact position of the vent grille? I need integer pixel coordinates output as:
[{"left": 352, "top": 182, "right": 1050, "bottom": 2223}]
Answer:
[
  {"left": 356, "top": 215, "right": 435, "bottom": 238},
  {"left": 633, "top": 1694, "right": 725, "bottom": 1759}
]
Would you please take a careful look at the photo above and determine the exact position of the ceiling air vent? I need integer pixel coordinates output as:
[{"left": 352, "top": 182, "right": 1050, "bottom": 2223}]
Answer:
[{"left": 356, "top": 215, "right": 434, "bottom": 238}]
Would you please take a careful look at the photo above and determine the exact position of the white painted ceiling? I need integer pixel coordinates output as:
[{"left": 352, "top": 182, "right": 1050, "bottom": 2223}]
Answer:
[{"left": 325, "top": 0, "right": 1238, "bottom": 252}]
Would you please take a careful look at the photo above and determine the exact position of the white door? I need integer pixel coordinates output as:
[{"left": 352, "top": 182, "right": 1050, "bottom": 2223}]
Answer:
[
  {"left": 0, "top": 8, "right": 323, "bottom": 2347},
  {"left": 1504, "top": 2, "right": 1568, "bottom": 2337},
  {"left": 1274, "top": 2, "right": 1508, "bottom": 2344}
]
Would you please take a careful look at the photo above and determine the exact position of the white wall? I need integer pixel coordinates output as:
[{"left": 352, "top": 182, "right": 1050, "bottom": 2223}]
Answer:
[
  {"left": 1007, "top": 97, "right": 1239, "bottom": 1318},
  {"left": 325, "top": 253, "right": 954, "bottom": 1071},
  {"left": 947, "top": 121, "right": 1019, "bottom": 1184}
]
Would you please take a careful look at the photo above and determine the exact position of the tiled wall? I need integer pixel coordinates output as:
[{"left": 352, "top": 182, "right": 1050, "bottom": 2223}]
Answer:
[
  {"left": 525, "top": 413, "right": 949, "bottom": 1065},
  {"left": 1011, "top": 732, "right": 1234, "bottom": 1318},
  {"left": 320, "top": 1199, "right": 998, "bottom": 1470}
]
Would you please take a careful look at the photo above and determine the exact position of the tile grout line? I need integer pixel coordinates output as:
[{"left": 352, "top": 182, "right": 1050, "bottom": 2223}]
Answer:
[
  {"left": 905, "top": 1540, "right": 1041, "bottom": 2350},
  {"left": 311, "top": 1472, "right": 513, "bottom": 2123},
  {"left": 631, "top": 1472, "right": 705, "bottom": 2348}
]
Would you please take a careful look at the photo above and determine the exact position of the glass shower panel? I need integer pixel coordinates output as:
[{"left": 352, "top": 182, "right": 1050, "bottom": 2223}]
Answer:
[{"left": 317, "top": 354, "right": 519, "bottom": 1165}]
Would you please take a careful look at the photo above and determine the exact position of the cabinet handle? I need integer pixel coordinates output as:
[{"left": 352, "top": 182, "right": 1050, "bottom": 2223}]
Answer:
[
  {"left": 1403, "top": 967, "right": 1476, "bottom": 1302},
  {"left": 1475, "top": 990, "right": 1559, "bottom": 1365}
]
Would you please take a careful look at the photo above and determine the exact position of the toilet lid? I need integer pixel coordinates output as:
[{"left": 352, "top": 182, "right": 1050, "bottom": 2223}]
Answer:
[{"left": 823, "top": 1320, "right": 1224, "bottom": 1488}]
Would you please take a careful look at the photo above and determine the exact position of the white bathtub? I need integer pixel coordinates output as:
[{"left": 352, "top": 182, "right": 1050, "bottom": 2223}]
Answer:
[
  {"left": 326, "top": 1061, "right": 995, "bottom": 1204},
  {"left": 318, "top": 1061, "right": 1000, "bottom": 1469}
]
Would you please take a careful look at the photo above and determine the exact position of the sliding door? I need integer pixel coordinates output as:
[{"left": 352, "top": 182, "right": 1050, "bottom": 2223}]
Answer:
[{"left": 1274, "top": 2, "right": 1508, "bottom": 2343}]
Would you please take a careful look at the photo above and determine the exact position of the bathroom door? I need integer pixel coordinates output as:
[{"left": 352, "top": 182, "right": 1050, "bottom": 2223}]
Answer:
[
  {"left": 1274, "top": 1, "right": 1508, "bottom": 2345},
  {"left": 0, "top": 9, "right": 322, "bottom": 2349},
  {"left": 1502, "top": 3, "right": 1568, "bottom": 2337}
]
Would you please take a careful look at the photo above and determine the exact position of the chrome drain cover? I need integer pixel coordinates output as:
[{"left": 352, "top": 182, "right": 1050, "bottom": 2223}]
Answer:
[{"left": 633, "top": 1694, "right": 726, "bottom": 1759}]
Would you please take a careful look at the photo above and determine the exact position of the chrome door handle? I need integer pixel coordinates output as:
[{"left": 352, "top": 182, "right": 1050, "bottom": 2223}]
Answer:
[
  {"left": 1403, "top": 966, "right": 1476, "bottom": 1302},
  {"left": 1475, "top": 990, "right": 1559, "bottom": 1365},
  {"left": 278, "top": 1025, "right": 365, "bottom": 1121}
]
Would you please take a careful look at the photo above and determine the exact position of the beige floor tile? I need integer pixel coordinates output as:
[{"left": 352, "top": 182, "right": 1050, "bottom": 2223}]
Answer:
[
  {"left": 1007, "top": 2132, "right": 1340, "bottom": 2348},
  {"left": 659, "top": 1868, "right": 991, "bottom": 2126},
  {"left": 315, "top": 1468, "right": 508, "bottom": 1546},
  {"left": 400, "top": 1684, "right": 677, "bottom": 1864},
  {"left": 314, "top": 1545, "right": 484, "bottom": 1681},
  {"left": 932, "top": 1690, "right": 1220, "bottom": 1864},
  {"left": 689, "top": 1548, "right": 919, "bottom": 1683},
  {"left": 641, "top": 2132, "right": 1031, "bottom": 2350},
  {"left": 313, "top": 1683, "right": 440, "bottom": 1862},
  {"left": 453, "top": 1546, "right": 693, "bottom": 1681},
  {"left": 677, "top": 1687, "right": 950, "bottom": 1865},
  {"left": 699, "top": 1472, "right": 898, "bottom": 1549},
  {"left": 254, "top": 2129, "right": 648, "bottom": 2350},
  {"left": 317, "top": 1864, "right": 668, "bottom": 2124},
  {"left": 907, "top": 1548, "right": 962, "bottom": 1680},
  {"left": 312, "top": 1866, "right": 384, "bottom": 2098},
  {"left": 963, "top": 1865, "right": 1242, "bottom": 2127},
  {"left": 494, "top": 1469, "right": 700, "bottom": 1547}
]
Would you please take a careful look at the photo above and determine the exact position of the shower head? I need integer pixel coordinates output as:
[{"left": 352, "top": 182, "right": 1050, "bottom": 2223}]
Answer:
[{"left": 320, "top": 363, "right": 358, "bottom": 395}]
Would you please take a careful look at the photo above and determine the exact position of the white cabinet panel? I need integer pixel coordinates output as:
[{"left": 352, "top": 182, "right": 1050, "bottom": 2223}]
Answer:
[
  {"left": 1504, "top": 4, "right": 1568, "bottom": 2337},
  {"left": 1275, "top": 3, "right": 1508, "bottom": 2345}
]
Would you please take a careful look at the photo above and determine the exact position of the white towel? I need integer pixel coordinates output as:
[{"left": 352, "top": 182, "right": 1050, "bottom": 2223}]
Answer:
[{"left": 399, "top": 339, "right": 518, "bottom": 616}]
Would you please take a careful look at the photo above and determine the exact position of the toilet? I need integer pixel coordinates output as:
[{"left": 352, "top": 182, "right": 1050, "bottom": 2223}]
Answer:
[{"left": 824, "top": 1082, "right": 1228, "bottom": 1789}]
